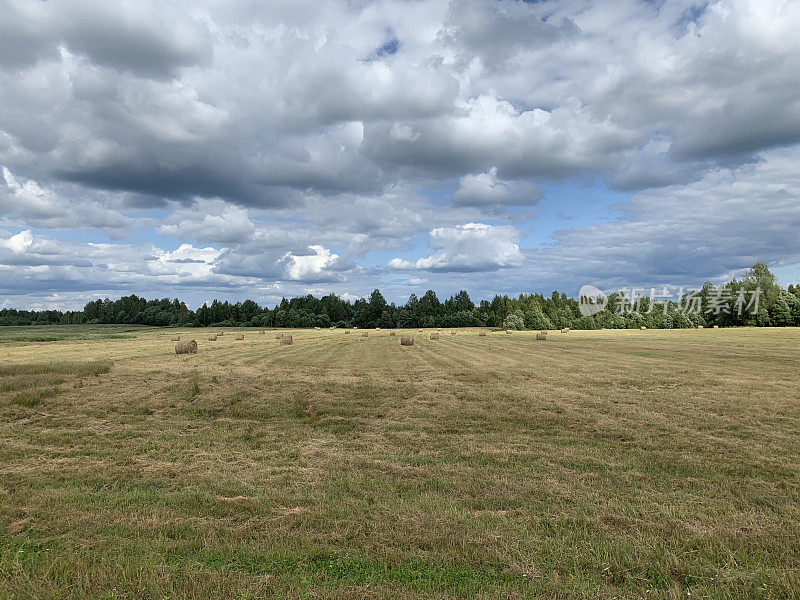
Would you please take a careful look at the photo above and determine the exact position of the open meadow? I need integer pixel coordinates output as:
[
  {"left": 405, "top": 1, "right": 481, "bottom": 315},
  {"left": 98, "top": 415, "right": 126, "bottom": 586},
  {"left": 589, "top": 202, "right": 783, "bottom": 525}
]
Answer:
[{"left": 1, "top": 326, "right": 799, "bottom": 599}]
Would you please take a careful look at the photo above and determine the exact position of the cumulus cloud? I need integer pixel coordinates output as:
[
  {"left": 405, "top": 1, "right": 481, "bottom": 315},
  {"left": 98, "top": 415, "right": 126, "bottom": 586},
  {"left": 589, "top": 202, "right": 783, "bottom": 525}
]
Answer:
[
  {"left": 390, "top": 223, "right": 524, "bottom": 272},
  {"left": 283, "top": 245, "right": 341, "bottom": 281},
  {"left": 158, "top": 201, "right": 255, "bottom": 244},
  {"left": 0, "top": 229, "right": 33, "bottom": 253},
  {"left": 452, "top": 167, "right": 543, "bottom": 207}
]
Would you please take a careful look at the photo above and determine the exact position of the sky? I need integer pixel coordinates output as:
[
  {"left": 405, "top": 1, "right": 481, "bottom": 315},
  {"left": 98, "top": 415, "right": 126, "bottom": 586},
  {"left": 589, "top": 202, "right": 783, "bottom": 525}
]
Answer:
[{"left": 1, "top": 0, "right": 800, "bottom": 311}]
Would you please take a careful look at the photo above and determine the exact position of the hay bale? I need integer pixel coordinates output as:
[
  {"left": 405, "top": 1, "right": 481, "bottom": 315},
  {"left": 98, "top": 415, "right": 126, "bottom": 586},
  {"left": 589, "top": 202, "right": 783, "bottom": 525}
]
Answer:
[
  {"left": 314, "top": 326, "right": 321, "bottom": 330},
  {"left": 208, "top": 335, "right": 217, "bottom": 341},
  {"left": 417, "top": 329, "right": 423, "bottom": 332},
  {"left": 171, "top": 335, "right": 180, "bottom": 341},
  {"left": 436, "top": 327, "right": 442, "bottom": 331},
  {"left": 429, "top": 332, "right": 440, "bottom": 340},
  {"left": 175, "top": 340, "right": 198, "bottom": 354},
  {"left": 217, "top": 332, "right": 224, "bottom": 337},
  {"left": 275, "top": 333, "right": 284, "bottom": 339},
  {"left": 235, "top": 334, "right": 244, "bottom": 340},
  {"left": 561, "top": 328, "right": 570, "bottom": 333},
  {"left": 640, "top": 326, "right": 647, "bottom": 330},
  {"left": 698, "top": 325, "right": 704, "bottom": 329},
  {"left": 713, "top": 325, "right": 719, "bottom": 329},
  {"left": 345, "top": 330, "right": 351, "bottom": 334},
  {"left": 362, "top": 332, "right": 369, "bottom": 337},
  {"left": 390, "top": 331, "right": 396, "bottom": 336},
  {"left": 281, "top": 335, "right": 293, "bottom": 345},
  {"left": 450, "top": 330, "right": 456, "bottom": 335},
  {"left": 330, "top": 326, "right": 335, "bottom": 330},
  {"left": 479, "top": 331, "right": 487, "bottom": 336},
  {"left": 375, "top": 327, "right": 381, "bottom": 330},
  {"left": 506, "top": 330, "right": 513, "bottom": 334},
  {"left": 536, "top": 332, "right": 547, "bottom": 341},
  {"left": 400, "top": 334, "right": 414, "bottom": 346}
]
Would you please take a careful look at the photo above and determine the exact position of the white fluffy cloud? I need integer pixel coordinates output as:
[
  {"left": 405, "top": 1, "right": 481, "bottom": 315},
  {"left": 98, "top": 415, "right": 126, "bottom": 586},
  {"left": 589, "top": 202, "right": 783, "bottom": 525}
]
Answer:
[
  {"left": 0, "top": 229, "right": 33, "bottom": 253},
  {"left": 283, "top": 245, "right": 340, "bottom": 281},
  {"left": 390, "top": 223, "right": 524, "bottom": 272}
]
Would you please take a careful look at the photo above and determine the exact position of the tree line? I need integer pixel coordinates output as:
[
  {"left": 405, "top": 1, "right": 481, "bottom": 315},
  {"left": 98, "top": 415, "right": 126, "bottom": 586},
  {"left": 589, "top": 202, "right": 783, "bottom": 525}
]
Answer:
[{"left": 2, "top": 263, "right": 799, "bottom": 329}]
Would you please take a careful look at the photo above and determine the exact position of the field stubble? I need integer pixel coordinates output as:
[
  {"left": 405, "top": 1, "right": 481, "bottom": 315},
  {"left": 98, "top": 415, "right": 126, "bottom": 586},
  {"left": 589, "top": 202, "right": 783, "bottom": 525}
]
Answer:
[{"left": 1, "top": 326, "right": 799, "bottom": 599}]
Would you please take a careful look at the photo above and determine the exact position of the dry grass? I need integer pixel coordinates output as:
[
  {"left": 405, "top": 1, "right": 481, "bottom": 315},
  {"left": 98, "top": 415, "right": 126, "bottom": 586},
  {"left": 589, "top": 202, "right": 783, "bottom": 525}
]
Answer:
[
  {"left": 175, "top": 340, "right": 198, "bottom": 354},
  {"left": 1, "top": 326, "right": 799, "bottom": 599}
]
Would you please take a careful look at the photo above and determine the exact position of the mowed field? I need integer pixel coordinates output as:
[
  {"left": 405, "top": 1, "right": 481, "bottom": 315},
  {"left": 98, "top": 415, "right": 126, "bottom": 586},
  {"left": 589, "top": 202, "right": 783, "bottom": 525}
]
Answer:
[{"left": 1, "top": 326, "right": 799, "bottom": 600}]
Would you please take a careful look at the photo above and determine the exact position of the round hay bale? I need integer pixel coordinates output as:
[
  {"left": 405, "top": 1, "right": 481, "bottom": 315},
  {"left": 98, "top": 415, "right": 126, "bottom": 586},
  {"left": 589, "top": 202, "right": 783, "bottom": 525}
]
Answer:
[
  {"left": 417, "top": 329, "right": 423, "bottom": 332},
  {"left": 353, "top": 326, "right": 359, "bottom": 330},
  {"left": 208, "top": 335, "right": 217, "bottom": 341},
  {"left": 561, "top": 328, "right": 570, "bottom": 333},
  {"left": 171, "top": 335, "right": 180, "bottom": 341},
  {"left": 345, "top": 330, "right": 351, "bottom": 334},
  {"left": 175, "top": 340, "right": 198, "bottom": 354},
  {"left": 275, "top": 333, "right": 284, "bottom": 339},
  {"left": 314, "top": 326, "right": 321, "bottom": 330},
  {"left": 330, "top": 326, "right": 335, "bottom": 330},
  {"left": 217, "top": 332, "right": 224, "bottom": 337},
  {"left": 375, "top": 327, "right": 381, "bottom": 330},
  {"left": 506, "top": 330, "right": 513, "bottom": 334},
  {"left": 400, "top": 334, "right": 414, "bottom": 346},
  {"left": 536, "top": 332, "right": 547, "bottom": 341},
  {"left": 450, "top": 330, "right": 456, "bottom": 335},
  {"left": 713, "top": 325, "right": 719, "bottom": 329},
  {"left": 429, "top": 332, "right": 440, "bottom": 340},
  {"left": 281, "top": 335, "right": 293, "bottom": 345},
  {"left": 479, "top": 331, "right": 487, "bottom": 337},
  {"left": 389, "top": 331, "right": 396, "bottom": 336},
  {"left": 436, "top": 327, "right": 442, "bottom": 331},
  {"left": 640, "top": 326, "right": 647, "bottom": 330},
  {"left": 361, "top": 332, "right": 369, "bottom": 337},
  {"left": 235, "top": 334, "right": 244, "bottom": 340},
  {"left": 698, "top": 325, "right": 703, "bottom": 329}
]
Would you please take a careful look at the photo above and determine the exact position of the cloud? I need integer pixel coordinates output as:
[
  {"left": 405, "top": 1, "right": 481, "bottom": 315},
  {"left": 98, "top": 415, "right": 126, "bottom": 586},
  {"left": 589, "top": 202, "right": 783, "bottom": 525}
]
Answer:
[
  {"left": 390, "top": 223, "right": 524, "bottom": 272},
  {"left": 0, "top": 229, "right": 33, "bottom": 253},
  {"left": 0, "top": 0, "right": 800, "bottom": 307},
  {"left": 158, "top": 201, "right": 255, "bottom": 244},
  {"left": 150, "top": 243, "right": 224, "bottom": 281},
  {"left": 1, "top": 166, "right": 134, "bottom": 231},
  {"left": 452, "top": 167, "right": 543, "bottom": 207},
  {"left": 0, "top": 0, "right": 212, "bottom": 76},
  {"left": 525, "top": 145, "right": 800, "bottom": 292},
  {"left": 283, "top": 245, "right": 341, "bottom": 281}
]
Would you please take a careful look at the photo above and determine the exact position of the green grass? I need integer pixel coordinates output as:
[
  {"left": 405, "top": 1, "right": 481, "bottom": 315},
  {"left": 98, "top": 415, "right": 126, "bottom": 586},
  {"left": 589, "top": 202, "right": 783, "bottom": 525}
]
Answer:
[
  {"left": 0, "top": 325, "right": 148, "bottom": 344},
  {"left": 0, "top": 325, "right": 799, "bottom": 599}
]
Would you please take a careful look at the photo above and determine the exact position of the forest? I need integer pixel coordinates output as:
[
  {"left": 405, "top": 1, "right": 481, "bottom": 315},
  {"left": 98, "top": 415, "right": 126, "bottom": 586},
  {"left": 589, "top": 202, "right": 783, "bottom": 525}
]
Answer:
[{"left": 2, "top": 263, "right": 799, "bottom": 330}]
